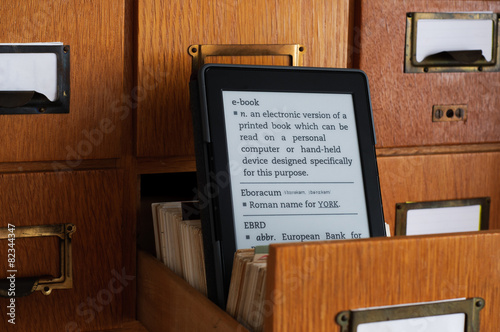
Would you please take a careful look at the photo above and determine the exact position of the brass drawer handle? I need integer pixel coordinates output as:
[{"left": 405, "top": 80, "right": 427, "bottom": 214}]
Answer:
[
  {"left": 0, "top": 223, "right": 76, "bottom": 297},
  {"left": 188, "top": 44, "right": 305, "bottom": 79}
]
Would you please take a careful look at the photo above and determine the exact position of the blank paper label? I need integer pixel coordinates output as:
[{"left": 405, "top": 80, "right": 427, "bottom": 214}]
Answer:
[
  {"left": 406, "top": 205, "right": 481, "bottom": 235},
  {"left": 416, "top": 19, "right": 493, "bottom": 62},
  {"left": 0, "top": 52, "right": 58, "bottom": 101},
  {"left": 358, "top": 313, "right": 465, "bottom": 332}
]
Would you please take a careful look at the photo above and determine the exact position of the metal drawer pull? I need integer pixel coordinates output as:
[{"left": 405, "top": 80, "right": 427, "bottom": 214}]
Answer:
[
  {"left": 0, "top": 223, "right": 76, "bottom": 297},
  {"left": 188, "top": 44, "right": 305, "bottom": 79}
]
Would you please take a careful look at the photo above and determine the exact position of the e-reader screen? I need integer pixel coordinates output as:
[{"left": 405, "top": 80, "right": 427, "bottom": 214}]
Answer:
[
  {"left": 193, "top": 64, "right": 385, "bottom": 307},
  {"left": 222, "top": 91, "right": 370, "bottom": 248}
]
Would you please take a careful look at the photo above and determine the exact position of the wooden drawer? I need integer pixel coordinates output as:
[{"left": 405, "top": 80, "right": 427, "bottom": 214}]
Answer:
[
  {"left": 0, "top": 169, "right": 132, "bottom": 332},
  {"left": 137, "top": 251, "right": 244, "bottom": 332},
  {"left": 377, "top": 150, "right": 500, "bottom": 232},
  {"left": 137, "top": 232, "right": 500, "bottom": 332},
  {"left": 0, "top": 0, "right": 127, "bottom": 162},
  {"left": 357, "top": 0, "right": 500, "bottom": 148},
  {"left": 136, "top": 0, "right": 355, "bottom": 159},
  {"left": 265, "top": 231, "right": 500, "bottom": 331}
]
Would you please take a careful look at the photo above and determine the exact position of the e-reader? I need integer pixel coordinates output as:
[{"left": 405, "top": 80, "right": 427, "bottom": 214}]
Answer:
[{"left": 190, "top": 64, "right": 386, "bottom": 308}]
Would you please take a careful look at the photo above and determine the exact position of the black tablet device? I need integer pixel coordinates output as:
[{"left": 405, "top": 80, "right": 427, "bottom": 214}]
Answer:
[{"left": 190, "top": 64, "right": 386, "bottom": 308}]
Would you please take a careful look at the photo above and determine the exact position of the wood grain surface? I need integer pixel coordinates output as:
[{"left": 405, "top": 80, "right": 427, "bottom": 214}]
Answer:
[
  {"left": 2, "top": 1, "right": 499, "bottom": 332},
  {"left": 265, "top": 231, "right": 500, "bottom": 331},
  {"left": 137, "top": 250, "right": 248, "bottom": 332},
  {"left": 0, "top": 170, "right": 128, "bottom": 332},
  {"left": 357, "top": 0, "right": 500, "bottom": 147},
  {"left": 377, "top": 151, "right": 500, "bottom": 233},
  {"left": 90, "top": 320, "right": 149, "bottom": 332},
  {"left": 0, "top": 1, "right": 126, "bottom": 162},
  {"left": 137, "top": 0, "right": 354, "bottom": 158},
  {"left": 137, "top": 155, "right": 197, "bottom": 174},
  {"left": 376, "top": 142, "right": 500, "bottom": 157}
]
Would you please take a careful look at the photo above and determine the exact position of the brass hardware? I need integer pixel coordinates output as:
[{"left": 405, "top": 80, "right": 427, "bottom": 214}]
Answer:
[
  {"left": 405, "top": 12, "right": 499, "bottom": 73},
  {"left": 432, "top": 104, "right": 467, "bottom": 122},
  {"left": 395, "top": 198, "right": 490, "bottom": 236},
  {"left": 336, "top": 297, "right": 485, "bottom": 332},
  {"left": 188, "top": 44, "right": 305, "bottom": 79},
  {"left": 0, "top": 44, "right": 70, "bottom": 114},
  {"left": 0, "top": 223, "right": 76, "bottom": 296}
]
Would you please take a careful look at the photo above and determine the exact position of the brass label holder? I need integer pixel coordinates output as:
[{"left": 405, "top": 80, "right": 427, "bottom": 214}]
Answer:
[
  {"left": 395, "top": 197, "right": 490, "bottom": 236},
  {"left": 336, "top": 297, "right": 485, "bottom": 332},
  {"left": 405, "top": 12, "right": 499, "bottom": 73},
  {"left": 0, "top": 44, "right": 70, "bottom": 114},
  {"left": 188, "top": 44, "right": 305, "bottom": 79},
  {"left": 0, "top": 223, "right": 76, "bottom": 297}
]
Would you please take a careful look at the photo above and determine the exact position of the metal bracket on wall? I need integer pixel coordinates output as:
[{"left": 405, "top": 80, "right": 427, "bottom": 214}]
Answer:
[
  {"left": 0, "top": 223, "right": 76, "bottom": 297},
  {"left": 188, "top": 44, "right": 305, "bottom": 79}
]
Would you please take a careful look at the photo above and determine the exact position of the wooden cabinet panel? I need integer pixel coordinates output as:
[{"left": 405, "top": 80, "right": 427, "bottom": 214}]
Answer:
[
  {"left": 137, "top": 251, "right": 245, "bottom": 332},
  {"left": 265, "top": 232, "right": 500, "bottom": 331},
  {"left": 377, "top": 151, "right": 500, "bottom": 233},
  {"left": 357, "top": 0, "right": 500, "bottom": 147},
  {"left": 0, "top": 1, "right": 126, "bottom": 162},
  {"left": 137, "top": 0, "right": 354, "bottom": 158},
  {"left": 0, "top": 170, "right": 130, "bottom": 332}
]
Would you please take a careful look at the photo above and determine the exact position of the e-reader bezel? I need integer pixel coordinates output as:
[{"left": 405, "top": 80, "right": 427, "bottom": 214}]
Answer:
[{"left": 196, "top": 64, "right": 386, "bottom": 307}]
